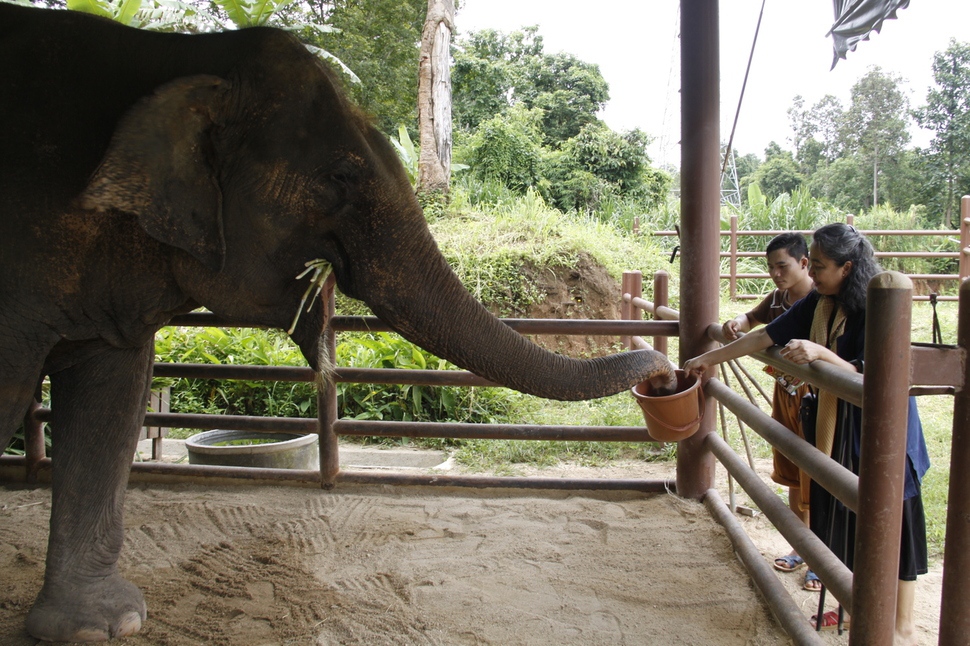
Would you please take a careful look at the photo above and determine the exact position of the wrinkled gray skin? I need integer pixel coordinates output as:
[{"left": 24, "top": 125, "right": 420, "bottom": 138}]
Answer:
[{"left": 0, "top": 5, "right": 675, "bottom": 642}]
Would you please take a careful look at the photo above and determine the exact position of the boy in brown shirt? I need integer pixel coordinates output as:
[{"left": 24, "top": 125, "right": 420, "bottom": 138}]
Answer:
[{"left": 721, "top": 232, "right": 818, "bottom": 590}]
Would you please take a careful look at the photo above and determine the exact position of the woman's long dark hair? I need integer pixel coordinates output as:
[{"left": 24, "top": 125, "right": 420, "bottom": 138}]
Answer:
[{"left": 812, "top": 223, "right": 881, "bottom": 314}]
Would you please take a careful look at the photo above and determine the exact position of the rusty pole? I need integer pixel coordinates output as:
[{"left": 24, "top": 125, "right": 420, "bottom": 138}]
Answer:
[
  {"left": 620, "top": 271, "right": 640, "bottom": 349},
  {"left": 939, "top": 274, "right": 970, "bottom": 644},
  {"left": 318, "top": 280, "right": 340, "bottom": 489},
  {"left": 850, "top": 272, "right": 912, "bottom": 645},
  {"left": 24, "top": 400, "right": 46, "bottom": 484},
  {"left": 729, "top": 214, "right": 738, "bottom": 299},
  {"left": 676, "top": 0, "right": 720, "bottom": 499},
  {"left": 960, "top": 196, "right": 970, "bottom": 282},
  {"left": 653, "top": 271, "right": 669, "bottom": 356}
]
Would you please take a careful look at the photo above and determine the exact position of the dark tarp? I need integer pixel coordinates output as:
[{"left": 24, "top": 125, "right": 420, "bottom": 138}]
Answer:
[{"left": 828, "top": 0, "right": 910, "bottom": 68}]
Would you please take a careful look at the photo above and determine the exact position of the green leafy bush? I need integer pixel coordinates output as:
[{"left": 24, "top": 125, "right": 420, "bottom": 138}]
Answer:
[
  {"left": 152, "top": 326, "right": 523, "bottom": 441},
  {"left": 336, "top": 333, "right": 522, "bottom": 432},
  {"left": 467, "top": 107, "right": 544, "bottom": 193}
]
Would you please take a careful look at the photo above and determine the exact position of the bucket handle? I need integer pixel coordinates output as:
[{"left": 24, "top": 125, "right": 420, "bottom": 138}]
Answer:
[{"left": 640, "top": 383, "right": 706, "bottom": 434}]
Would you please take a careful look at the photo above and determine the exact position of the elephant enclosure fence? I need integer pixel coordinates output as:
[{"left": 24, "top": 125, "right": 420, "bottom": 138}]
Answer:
[{"left": 4, "top": 255, "right": 970, "bottom": 644}]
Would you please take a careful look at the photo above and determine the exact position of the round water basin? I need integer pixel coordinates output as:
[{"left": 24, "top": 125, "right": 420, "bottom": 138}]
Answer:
[{"left": 185, "top": 429, "right": 318, "bottom": 469}]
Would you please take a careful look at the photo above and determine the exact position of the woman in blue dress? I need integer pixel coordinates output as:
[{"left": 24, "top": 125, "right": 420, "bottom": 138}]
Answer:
[{"left": 684, "top": 223, "right": 929, "bottom": 643}]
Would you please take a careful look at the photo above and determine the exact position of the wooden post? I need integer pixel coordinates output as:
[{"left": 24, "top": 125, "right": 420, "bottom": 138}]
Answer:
[
  {"left": 24, "top": 400, "right": 45, "bottom": 484},
  {"left": 939, "top": 275, "right": 970, "bottom": 643},
  {"left": 851, "top": 272, "right": 912, "bottom": 645},
  {"left": 959, "top": 196, "right": 970, "bottom": 282},
  {"left": 654, "top": 271, "right": 669, "bottom": 356},
  {"left": 318, "top": 277, "right": 340, "bottom": 489},
  {"left": 730, "top": 214, "right": 738, "bottom": 299},
  {"left": 417, "top": 0, "right": 455, "bottom": 194},
  {"left": 621, "top": 271, "right": 641, "bottom": 350}
]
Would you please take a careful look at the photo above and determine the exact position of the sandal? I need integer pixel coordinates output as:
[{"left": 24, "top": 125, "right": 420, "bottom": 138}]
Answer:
[
  {"left": 803, "top": 570, "right": 821, "bottom": 592},
  {"left": 773, "top": 554, "right": 804, "bottom": 572},
  {"left": 811, "top": 610, "right": 849, "bottom": 631}
]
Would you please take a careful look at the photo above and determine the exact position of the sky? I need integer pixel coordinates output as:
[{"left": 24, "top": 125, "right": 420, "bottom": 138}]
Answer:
[{"left": 455, "top": 1, "right": 970, "bottom": 168}]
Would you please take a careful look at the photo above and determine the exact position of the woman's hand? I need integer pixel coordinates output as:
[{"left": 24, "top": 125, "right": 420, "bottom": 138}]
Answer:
[
  {"left": 778, "top": 339, "right": 825, "bottom": 365},
  {"left": 683, "top": 357, "right": 709, "bottom": 377}
]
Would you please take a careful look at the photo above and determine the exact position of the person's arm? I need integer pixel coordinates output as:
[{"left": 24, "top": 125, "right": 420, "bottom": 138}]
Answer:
[
  {"left": 683, "top": 327, "right": 775, "bottom": 376},
  {"left": 723, "top": 294, "right": 772, "bottom": 341},
  {"left": 777, "top": 339, "right": 857, "bottom": 373}
]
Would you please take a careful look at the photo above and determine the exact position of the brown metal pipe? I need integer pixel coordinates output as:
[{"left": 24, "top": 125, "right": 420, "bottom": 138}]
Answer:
[
  {"left": 705, "top": 432, "right": 854, "bottom": 612},
  {"left": 319, "top": 286, "right": 340, "bottom": 489},
  {"left": 705, "top": 378, "right": 859, "bottom": 512},
  {"left": 167, "top": 312, "right": 679, "bottom": 337},
  {"left": 653, "top": 271, "right": 669, "bottom": 356},
  {"left": 335, "top": 470, "right": 673, "bottom": 493},
  {"left": 142, "top": 412, "right": 317, "bottom": 433},
  {"left": 24, "top": 400, "right": 46, "bottom": 484},
  {"left": 334, "top": 419, "right": 655, "bottom": 443},
  {"left": 703, "top": 489, "right": 825, "bottom": 646},
  {"left": 851, "top": 272, "right": 913, "bottom": 646},
  {"left": 153, "top": 363, "right": 316, "bottom": 381},
  {"left": 940, "top": 272, "right": 970, "bottom": 645},
  {"left": 620, "top": 271, "right": 641, "bottom": 349},
  {"left": 336, "top": 367, "right": 496, "bottom": 387},
  {"left": 676, "top": 0, "right": 720, "bottom": 500}
]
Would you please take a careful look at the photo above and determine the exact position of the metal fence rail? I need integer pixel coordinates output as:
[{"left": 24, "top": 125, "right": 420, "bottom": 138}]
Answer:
[{"left": 652, "top": 199, "right": 970, "bottom": 301}]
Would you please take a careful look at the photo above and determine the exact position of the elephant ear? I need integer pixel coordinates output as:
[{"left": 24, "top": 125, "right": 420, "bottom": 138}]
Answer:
[{"left": 80, "top": 75, "right": 231, "bottom": 272}]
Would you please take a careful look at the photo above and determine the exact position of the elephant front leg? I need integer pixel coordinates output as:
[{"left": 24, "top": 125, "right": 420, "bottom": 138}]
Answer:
[{"left": 26, "top": 343, "right": 154, "bottom": 642}]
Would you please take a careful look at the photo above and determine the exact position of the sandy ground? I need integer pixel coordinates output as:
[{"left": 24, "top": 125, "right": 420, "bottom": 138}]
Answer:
[{"left": 0, "top": 452, "right": 943, "bottom": 645}]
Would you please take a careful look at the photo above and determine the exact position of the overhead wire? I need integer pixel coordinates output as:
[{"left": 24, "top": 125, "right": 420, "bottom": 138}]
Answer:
[{"left": 721, "top": 0, "right": 767, "bottom": 179}]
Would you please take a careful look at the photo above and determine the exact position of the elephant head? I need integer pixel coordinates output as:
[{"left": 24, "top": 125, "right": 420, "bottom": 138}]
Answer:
[{"left": 80, "top": 28, "right": 675, "bottom": 400}]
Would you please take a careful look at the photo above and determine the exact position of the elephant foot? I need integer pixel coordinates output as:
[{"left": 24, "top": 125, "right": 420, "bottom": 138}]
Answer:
[{"left": 26, "top": 573, "right": 147, "bottom": 642}]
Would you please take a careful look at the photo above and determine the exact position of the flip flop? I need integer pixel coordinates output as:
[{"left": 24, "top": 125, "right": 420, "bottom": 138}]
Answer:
[
  {"left": 773, "top": 554, "right": 805, "bottom": 572},
  {"left": 811, "top": 610, "right": 850, "bottom": 631},
  {"left": 803, "top": 569, "right": 821, "bottom": 592}
]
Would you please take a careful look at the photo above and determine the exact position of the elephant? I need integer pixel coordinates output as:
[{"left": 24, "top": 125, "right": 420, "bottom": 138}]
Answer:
[{"left": 0, "top": 4, "right": 675, "bottom": 642}]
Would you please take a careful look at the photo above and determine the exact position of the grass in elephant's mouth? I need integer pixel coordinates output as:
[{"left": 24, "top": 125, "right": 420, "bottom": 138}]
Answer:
[{"left": 287, "top": 258, "right": 333, "bottom": 335}]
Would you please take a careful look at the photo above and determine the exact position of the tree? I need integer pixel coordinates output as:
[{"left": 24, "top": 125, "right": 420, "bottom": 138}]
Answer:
[
  {"left": 749, "top": 150, "right": 804, "bottom": 200},
  {"left": 451, "top": 26, "right": 543, "bottom": 131},
  {"left": 416, "top": 0, "right": 455, "bottom": 194},
  {"left": 787, "top": 94, "right": 844, "bottom": 163},
  {"left": 451, "top": 27, "right": 609, "bottom": 148},
  {"left": 913, "top": 39, "right": 970, "bottom": 228},
  {"left": 318, "top": 0, "right": 427, "bottom": 135},
  {"left": 523, "top": 52, "right": 609, "bottom": 145},
  {"left": 466, "top": 106, "right": 543, "bottom": 193},
  {"left": 839, "top": 66, "right": 910, "bottom": 208}
]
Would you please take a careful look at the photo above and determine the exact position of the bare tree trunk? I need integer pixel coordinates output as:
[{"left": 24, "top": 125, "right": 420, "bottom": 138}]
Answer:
[{"left": 417, "top": 0, "right": 454, "bottom": 195}]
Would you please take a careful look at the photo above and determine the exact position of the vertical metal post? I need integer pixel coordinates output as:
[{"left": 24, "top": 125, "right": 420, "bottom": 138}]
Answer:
[
  {"left": 959, "top": 196, "right": 970, "bottom": 282},
  {"left": 939, "top": 275, "right": 970, "bottom": 644},
  {"left": 654, "top": 271, "right": 669, "bottom": 356},
  {"left": 730, "top": 214, "right": 738, "bottom": 299},
  {"left": 318, "top": 279, "right": 340, "bottom": 489},
  {"left": 676, "top": 0, "right": 720, "bottom": 500},
  {"left": 850, "top": 272, "right": 912, "bottom": 645},
  {"left": 24, "top": 400, "right": 45, "bottom": 484},
  {"left": 620, "top": 271, "right": 639, "bottom": 350}
]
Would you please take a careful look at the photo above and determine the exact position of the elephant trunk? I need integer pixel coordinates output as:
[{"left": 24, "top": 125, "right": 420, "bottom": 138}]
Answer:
[{"left": 358, "top": 233, "right": 675, "bottom": 401}]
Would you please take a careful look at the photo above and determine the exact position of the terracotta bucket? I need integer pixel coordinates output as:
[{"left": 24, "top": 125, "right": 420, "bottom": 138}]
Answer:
[{"left": 631, "top": 369, "right": 705, "bottom": 442}]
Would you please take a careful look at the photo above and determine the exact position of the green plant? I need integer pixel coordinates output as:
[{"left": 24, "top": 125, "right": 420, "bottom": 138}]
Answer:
[{"left": 335, "top": 332, "right": 523, "bottom": 446}]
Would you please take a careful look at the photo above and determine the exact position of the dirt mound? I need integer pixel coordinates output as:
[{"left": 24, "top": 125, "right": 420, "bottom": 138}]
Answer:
[{"left": 494, "top": 252, "right": 626, "bottom": 358}]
